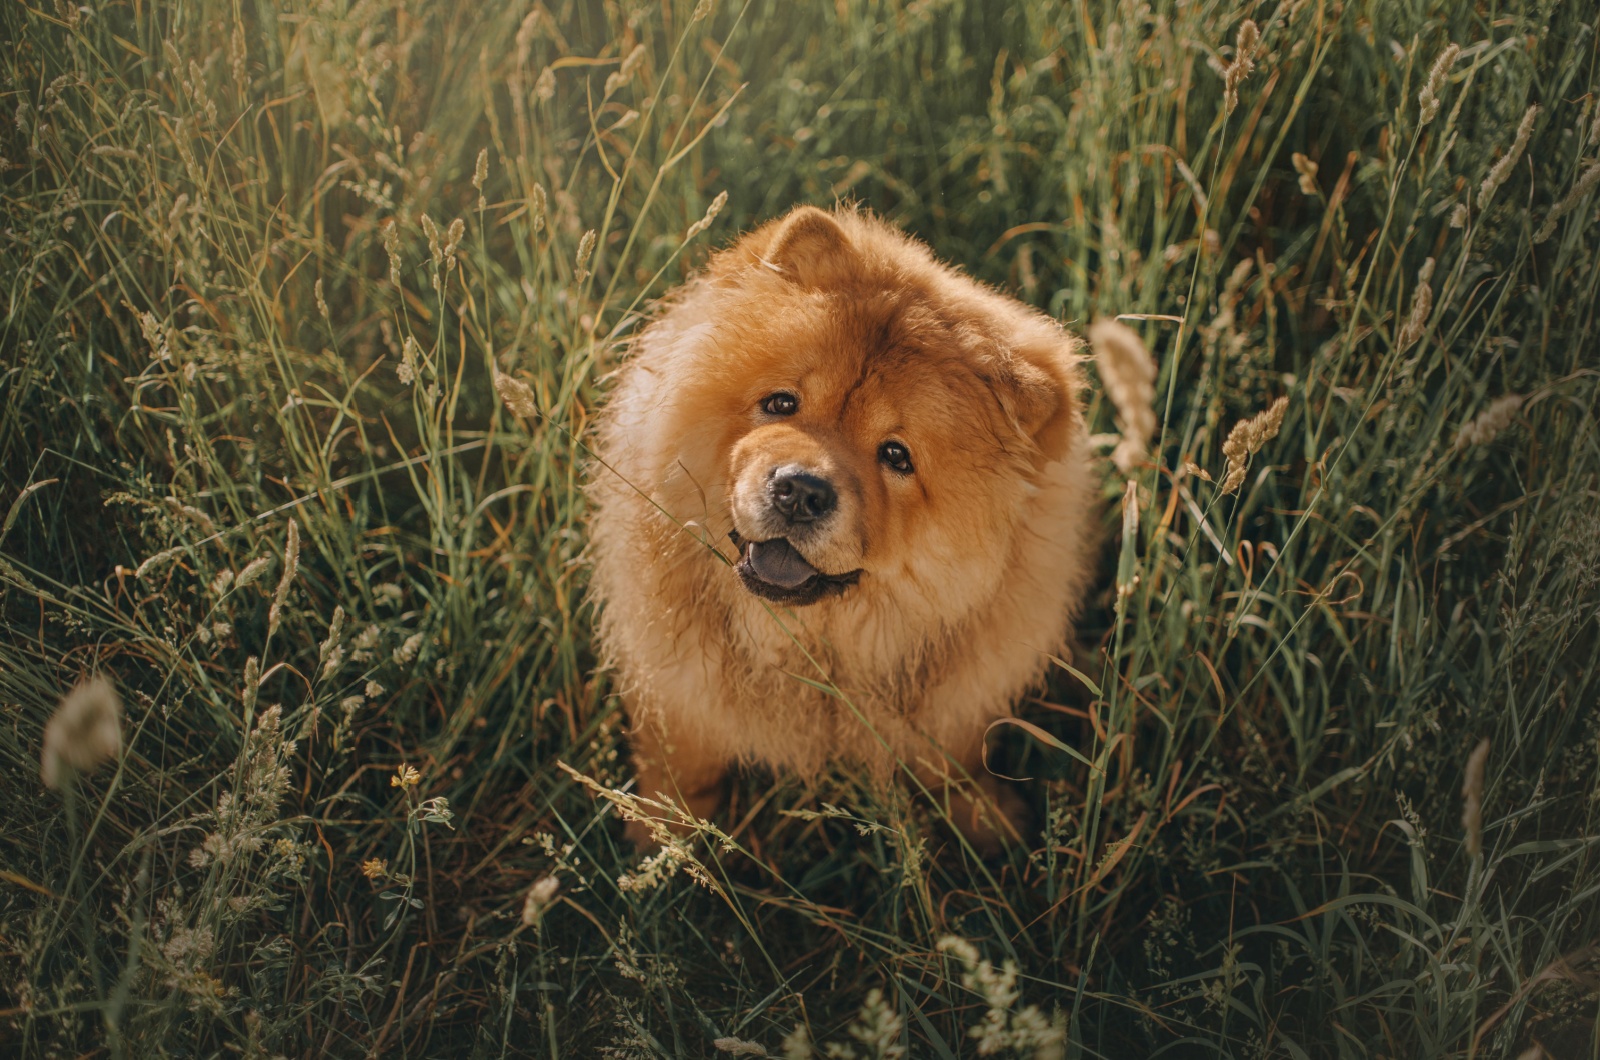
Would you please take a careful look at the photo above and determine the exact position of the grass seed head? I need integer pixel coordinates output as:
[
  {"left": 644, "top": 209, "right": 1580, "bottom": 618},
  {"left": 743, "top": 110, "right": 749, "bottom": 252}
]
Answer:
[
  {"left": 575, "top": 228, "right": 596, "bottom": 282},
  {"left": 1396, "top": 257, "right": 1435, "bottom": 353},
  {"left": 1478, "top": 104, "right": 1540, "bottom": 208},
  {"left": 521, "top": 875, "right": 560, "bottom": 925},
  {"left": 382, "top": 220, "right": 402, "bottom": 285},
  {"left": 1534, "top": 161, "right": 1600, "bottom": 243},
  {"left": 494, "top": 372, "right": 539, "bottom": 418},
  {"left": 41, "top": 675, "right": 123, "bottom": 789},
  {"left": 1222, "top": 20, "right": 1259, "bottom": 115},
  {"left": 1291, "top": 152, "right": 1319, "bottom": 195},
  {"left": 687, "top": 190, "right": 728, "bottom": 239},
  {"left": 1462, "top": 738, "right": 1490, "bottom": 857},
  {"left": 531, "top": 182, "right": 548, "bottom": 233},
  {"left": 1452, "top": 394, "right": 1523, "bottom": 449},
  {"left": 267, "top": 518, "right": 299, "bottom": 637},
  {"left": 1090, "top": 318, "right": 1158, "bottom": 475},
  {"left": 1221, "top": 396, "right": 1288, "bottom": 493},
  {"left": 1418, "top": 43, "right": 1459, "bottom": 124}
]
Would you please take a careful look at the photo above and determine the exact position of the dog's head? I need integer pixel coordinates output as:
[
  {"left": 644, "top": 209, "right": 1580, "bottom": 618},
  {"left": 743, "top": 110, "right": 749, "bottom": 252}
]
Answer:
[{"left": 657, "top": 206, "right": 1084, "bottom": 617}]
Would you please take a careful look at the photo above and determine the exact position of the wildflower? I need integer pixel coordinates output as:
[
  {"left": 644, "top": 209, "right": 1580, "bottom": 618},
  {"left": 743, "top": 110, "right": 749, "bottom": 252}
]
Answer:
[
  {"left": 1090, "top": 319, "right": 1157, "bottom": 475},
  {"left": 1449, "top": 203, "right": 1468, "bottom": 228},
  {"left": 1395, "top": 257, "right": 1435, "bottom": 353},
  {"left": 1220, "top": 396, "right": 1288, "bottom": 494},
  {"left": 382, "top": 220, "right": 403, "bottom": 286},
  {"left": 267, "top": 518, "right": 299, "bottom": 637},
  {"left": 1478, "top": 104, "right": 1539, "bottom": 209},
  {"left": 530, "top": 182, "right": 548, "bottom": 233},
  {"left": 360, "top": 857, "right": 388, "bottom": 880},
  {"left": 686, "top": 190, "right": 728, "bottom": 240},
  {"left": 392, "top": 764, "right": 421, "bottom": 790},
  {"left": 575, "top": 229, "right": 596, "bottom": 283},
  {"left": 521, "top": 876, "right": 561, "bottom": 925},
  {"left": 398, "top": 335, "right": 422, "bottom": 384},
  {"left": 534, "top": 67, "right": 556, "bottom": 102},
  {"left": 1221, "top": 19, "right": 1259, "bottom": 116},
  {"left": 1290, "top": 152, "right": 1318, "bottom": 196},
  {"left": 472, "top": 147, "right": 489, "bottom": 212},
  {"left": 494, "top": 372, "right": 539, "bottom": 418},
  {"left": 1462, "top": 738, "right": 1490, "bottom": 857},
  {"left": 1417, "top": 43, "right": 1459, "bottom": 125},
  {"left": 604, "top": 44, "right": 646, "bottom": 98},
  {"left": 1452, "top": 394, "right": 1523, "bottom": 449},
  {"left": 41, "top": 675, "right": 123, "bottom": 789},
  {"left": 1534, "top": 161, "right": 1600, "bottom": 243}
]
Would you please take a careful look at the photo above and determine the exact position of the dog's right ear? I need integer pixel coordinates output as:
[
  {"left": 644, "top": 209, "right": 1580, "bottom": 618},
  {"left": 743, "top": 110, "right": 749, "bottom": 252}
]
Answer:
[{"left": 760, "top": 207, "right": 854, "bottom": 287}]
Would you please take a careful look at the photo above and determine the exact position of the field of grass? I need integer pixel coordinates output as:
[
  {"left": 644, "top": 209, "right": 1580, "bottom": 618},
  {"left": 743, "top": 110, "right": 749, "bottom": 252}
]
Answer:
[{"left": 2, "top": 0, "right": 1598, "bottom": 1055}]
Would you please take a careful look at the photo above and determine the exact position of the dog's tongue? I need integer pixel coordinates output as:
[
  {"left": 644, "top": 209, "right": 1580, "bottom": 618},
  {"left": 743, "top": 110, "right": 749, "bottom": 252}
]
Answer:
[{"left": 745, "top": 538, "right": 820, "bottom": 589}]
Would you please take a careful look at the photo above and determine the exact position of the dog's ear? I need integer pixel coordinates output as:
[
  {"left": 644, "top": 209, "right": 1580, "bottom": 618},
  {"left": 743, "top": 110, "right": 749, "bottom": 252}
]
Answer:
[
  {"left": 761, "top": 206, "right": 854, "bottom": 286},
  {"left": 995, "top": 338, "right": 1083, "bottom": 468}
]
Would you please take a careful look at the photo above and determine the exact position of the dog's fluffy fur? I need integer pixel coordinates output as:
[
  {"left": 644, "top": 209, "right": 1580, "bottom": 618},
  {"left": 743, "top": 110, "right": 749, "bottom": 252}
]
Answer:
[{"left": 587, "top": 205, "right": 1095, "bottom": 848}]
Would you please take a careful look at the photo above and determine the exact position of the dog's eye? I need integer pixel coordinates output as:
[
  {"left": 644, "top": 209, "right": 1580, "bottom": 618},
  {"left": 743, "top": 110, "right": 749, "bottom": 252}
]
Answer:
[
  {"left": 879, "top": 441, "right": 913, "bottom": 474},
  {"left": 761, "top": 392, "right": 799, "bottom": 416}
]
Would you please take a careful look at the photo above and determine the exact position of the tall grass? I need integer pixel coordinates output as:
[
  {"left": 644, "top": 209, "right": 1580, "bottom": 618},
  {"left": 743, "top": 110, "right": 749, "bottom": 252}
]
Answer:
[{"left": 2, "top": 0, "right": 1597, "bottom": 1055}]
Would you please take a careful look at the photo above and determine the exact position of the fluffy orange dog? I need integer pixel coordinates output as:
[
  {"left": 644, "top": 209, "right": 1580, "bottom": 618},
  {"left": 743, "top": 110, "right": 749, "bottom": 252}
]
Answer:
[{"left": 588, "top": 205, "right": 1095, "bottom": 850}]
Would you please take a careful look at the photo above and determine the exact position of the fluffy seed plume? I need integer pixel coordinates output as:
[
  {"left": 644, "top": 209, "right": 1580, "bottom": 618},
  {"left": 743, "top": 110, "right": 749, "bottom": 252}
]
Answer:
[
  {"left": 1222, "top": 20, "right": 1260, "bottom": 116},
  {"left": 442, "top": 218, "right": 465, "bottom": 262},
  {"left": 1395, "top": 257, "right": 1435, "bottom": 353},
  {"left": 494, "top": 372, "right": 539, "bottom": 418},
  {"left": 686, "top": 190, "right": 728, "bottom": 240},
  {"left": 521, "top": 876, "right": 561, "bottom": 926},
  {"left": 41, "top": 676, "right": 123, "bottom": 790},
  {"left": 574, "top": 229, "right": 596, "bottom": 283},
  {"left": 267, "top": 518, "right": 299, "bottom": 637},
  {"left": 1478, "top": 104, "right": 1539, "bottom": 209},
  {"left": 1290, "top": 152, "right": 1319, "bottom": 195},
  {"left": 1452, "top": 394, "right": 1523, "bottom": 450},
  {"left": 713, "top": 1039, "right": 767, "bottom": 1057},
  {"left": 1090, "top": 319, "right": 1158, "bottom": 475},
  {"left": 135, "top": 546, "right": 184, "bottom": 580},
  {"left": 1449, "top": 203, "right": 1468, "bottom": 228},
  {"left": 235, "top": 554, "right": 273, "bottom": 589},
  {"left": 1534, "top": 161, "right": 1600, "bottom": 243},
  {"left": 1220, "top": 396, "right": 1288, "bottom": 494},
  {"left": 1462, "top": 737, "right": 1490, "bottom": 858},
  {"left": 1417, "top": 43, "right": 1459, "bottom": 125}
]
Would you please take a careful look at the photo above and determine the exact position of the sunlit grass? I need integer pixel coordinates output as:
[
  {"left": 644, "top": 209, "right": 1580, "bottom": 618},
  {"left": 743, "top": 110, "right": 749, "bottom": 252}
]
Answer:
[{"left": 2, "top": 0, "right": 1597, "bottom": 1056}]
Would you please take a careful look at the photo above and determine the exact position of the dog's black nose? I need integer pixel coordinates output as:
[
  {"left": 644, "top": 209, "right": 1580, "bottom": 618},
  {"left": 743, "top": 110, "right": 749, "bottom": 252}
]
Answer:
[{"left": 769, "top": 467, "right": 836, "bottom": 522}]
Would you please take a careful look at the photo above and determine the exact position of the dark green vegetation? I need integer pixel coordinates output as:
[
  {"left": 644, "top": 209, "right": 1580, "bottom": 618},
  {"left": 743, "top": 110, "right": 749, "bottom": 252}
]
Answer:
[{"left": 2, "top": 0, "right": 1597, "bottom": 1056}]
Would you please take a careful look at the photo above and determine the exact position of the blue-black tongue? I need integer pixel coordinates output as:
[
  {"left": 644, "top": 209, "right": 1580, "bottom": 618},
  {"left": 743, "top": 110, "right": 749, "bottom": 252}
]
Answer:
[{"left": 745, "top": 538, "right": 820, "bottom": 589}]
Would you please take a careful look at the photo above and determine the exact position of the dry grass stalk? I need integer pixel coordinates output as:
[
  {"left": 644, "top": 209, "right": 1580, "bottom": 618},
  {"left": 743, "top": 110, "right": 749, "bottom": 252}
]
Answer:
[
  {"left": 1220, "top": 396, "right": 1288, "bottom": 493},
  {"left": 1090, "top": 318, "right": 1157, "bottom": 475},
  {"left": 41, "top": 675, "right": 123, "bottom": 789}
]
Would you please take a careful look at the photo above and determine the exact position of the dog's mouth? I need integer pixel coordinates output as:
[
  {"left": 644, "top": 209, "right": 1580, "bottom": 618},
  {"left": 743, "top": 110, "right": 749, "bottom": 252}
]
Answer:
[{"left": 730, "top": 530, "right": 861, "bottom": 605}]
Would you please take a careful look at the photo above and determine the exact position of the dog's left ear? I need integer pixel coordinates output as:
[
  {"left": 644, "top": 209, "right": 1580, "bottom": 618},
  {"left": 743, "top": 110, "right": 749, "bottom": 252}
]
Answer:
[{"left": 997, "top": 337, "right": 1083, "bottom": 468}]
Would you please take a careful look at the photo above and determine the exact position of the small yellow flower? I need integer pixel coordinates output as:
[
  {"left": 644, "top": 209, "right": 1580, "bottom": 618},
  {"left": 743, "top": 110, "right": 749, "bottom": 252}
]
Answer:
[
  {"left": 391, "top": 764, "right": 421, "bottom": 790},
  {"left": 360, "top": 858, "right": 388, "bottom": 880}
]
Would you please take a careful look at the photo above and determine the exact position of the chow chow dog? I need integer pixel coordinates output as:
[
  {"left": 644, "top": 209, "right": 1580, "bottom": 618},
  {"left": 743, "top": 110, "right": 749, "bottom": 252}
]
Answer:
[{"left": 587, "top": 205, "right": 1095, "bottom": 850}]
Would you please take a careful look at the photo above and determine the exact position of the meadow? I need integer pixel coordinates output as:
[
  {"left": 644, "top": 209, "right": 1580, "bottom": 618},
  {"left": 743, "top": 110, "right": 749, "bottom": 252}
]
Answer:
[{"left": 2, "top": 0, "right": 1598, "bottom": 1056}]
